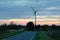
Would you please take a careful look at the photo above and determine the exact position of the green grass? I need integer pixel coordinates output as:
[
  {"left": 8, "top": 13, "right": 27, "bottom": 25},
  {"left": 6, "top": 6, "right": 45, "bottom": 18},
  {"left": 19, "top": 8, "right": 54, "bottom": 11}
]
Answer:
[
  {"left": 0, "top": 29, "right": 24, "bottom": 40},
  {"left": 35, "top": 31, "right": 53, "bottom": 40},
  {"left": 47, "top": 30, "right": 60, "bottom": 40}
]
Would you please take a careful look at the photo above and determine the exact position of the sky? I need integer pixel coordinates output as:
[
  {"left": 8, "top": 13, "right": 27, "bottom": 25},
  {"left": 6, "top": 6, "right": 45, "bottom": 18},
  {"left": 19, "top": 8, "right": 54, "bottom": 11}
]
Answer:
[{"left": 0, "top": 0, "right": 60, "bottom": 25}]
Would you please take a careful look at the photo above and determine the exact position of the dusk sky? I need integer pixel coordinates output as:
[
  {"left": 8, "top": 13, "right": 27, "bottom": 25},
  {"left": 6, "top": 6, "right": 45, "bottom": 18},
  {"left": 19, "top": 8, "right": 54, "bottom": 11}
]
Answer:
[{"left": 0, "top": 0, "right": 60, "bottom": 25}]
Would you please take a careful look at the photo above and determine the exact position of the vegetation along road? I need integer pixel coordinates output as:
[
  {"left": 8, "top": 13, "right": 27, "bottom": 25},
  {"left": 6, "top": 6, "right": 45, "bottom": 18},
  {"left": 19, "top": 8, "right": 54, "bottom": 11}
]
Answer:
[{"left": 35, "top": 31, "right": 53, "bottom": 40}]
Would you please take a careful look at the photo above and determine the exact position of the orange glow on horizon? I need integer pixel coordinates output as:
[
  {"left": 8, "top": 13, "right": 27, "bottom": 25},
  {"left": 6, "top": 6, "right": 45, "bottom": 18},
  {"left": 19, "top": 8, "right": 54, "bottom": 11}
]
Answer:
[{"left": 0, "top": 19, "right": 59, "bottom": 25}]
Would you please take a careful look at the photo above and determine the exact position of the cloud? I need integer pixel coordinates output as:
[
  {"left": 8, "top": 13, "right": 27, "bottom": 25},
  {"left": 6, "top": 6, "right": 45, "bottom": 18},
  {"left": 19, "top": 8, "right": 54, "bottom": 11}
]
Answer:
[
  {"left": 46, "top": 7, "right": 59, "bottom": 10},
  {"left": 37, "top": 10, "right": 60, "bottom": 16},
  {"left": 0, "top": 0, "right": 60, "bottom": 20},
  {"left": 0, "top": 0, "right": 52, "bottom": 7},
  {"left": 0, "top": 0, "right": 28, "bottom": 7}
]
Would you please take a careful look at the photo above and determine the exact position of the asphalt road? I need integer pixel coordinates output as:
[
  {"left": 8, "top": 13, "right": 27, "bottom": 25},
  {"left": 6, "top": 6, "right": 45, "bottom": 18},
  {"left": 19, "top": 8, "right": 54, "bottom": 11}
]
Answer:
[{"left": 3, "top": 31, "right": 36, "bottom": 40}]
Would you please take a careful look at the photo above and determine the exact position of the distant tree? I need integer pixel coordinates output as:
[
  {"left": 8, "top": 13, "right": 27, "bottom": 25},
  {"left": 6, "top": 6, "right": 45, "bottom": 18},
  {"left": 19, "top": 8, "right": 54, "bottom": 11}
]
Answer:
[
  {"left": 51, "top": 25, "right": 60, "bottom": 30},
  {"left": 0, "top": 23, "right": 8, "bottom": 33},
  {"left": 56, "top": 25, "right": 60, "bottom": 30},
  {"left": 51, "top": 24, "right": 56, "bottom": 30},
  {"left": 41, "top": 24, "right": 48, "bottom": 31},
  {"left": 2, "top": 23, "right": 8, "bottom": 31},
  {"left": 10, "top": 21, "right": 14, "bottom": 25},
  {"left": 8, "top": 21, "right": 19, "bottom": 30},
  {"left": 36, "top": 25, "right": 41, "bottom": 30},
  {"left": 26, "top": 21, "right": 34, "bottom": 31}
]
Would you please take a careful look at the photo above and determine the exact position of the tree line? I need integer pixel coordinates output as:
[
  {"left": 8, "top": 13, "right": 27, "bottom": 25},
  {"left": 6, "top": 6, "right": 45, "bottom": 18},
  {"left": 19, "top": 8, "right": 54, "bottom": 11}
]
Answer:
[{"left": 0, "top": 21, "right": 60, "bottom": 34}]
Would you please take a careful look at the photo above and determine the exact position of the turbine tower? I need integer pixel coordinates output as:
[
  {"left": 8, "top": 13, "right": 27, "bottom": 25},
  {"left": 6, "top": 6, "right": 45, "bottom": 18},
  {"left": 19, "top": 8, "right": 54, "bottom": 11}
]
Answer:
[{"left": 31, "top": 7, "right": 37, "bottom": 26}]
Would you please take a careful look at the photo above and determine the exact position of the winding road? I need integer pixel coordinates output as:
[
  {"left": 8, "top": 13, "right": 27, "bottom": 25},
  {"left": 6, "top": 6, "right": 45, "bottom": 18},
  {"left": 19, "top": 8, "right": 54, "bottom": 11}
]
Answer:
[{"left": 3, "top": 31, "right": 36, "bottom": 40}]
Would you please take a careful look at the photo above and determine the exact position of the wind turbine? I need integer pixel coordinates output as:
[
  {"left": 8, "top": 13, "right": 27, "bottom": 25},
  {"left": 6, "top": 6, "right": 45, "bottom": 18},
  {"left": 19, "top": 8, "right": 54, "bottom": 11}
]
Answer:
[{"left": 31, "top": 7, "right": 37, "bottom": 27}]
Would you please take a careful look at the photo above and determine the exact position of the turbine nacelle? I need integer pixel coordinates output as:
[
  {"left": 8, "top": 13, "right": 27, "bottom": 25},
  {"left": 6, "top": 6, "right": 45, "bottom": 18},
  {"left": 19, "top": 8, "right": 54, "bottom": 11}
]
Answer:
[{"left": 31, "top": 7, "right": 37, "bottom": 16}]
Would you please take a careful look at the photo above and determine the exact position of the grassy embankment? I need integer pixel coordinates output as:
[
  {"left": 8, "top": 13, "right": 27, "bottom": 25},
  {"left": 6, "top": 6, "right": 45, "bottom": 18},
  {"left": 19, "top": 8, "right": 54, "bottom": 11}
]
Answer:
[
  {"left": 0, "top": 29, "right": 24, "bottom": 40},
  {"left": 35, "top": 31, "right": 53, "bottom": 40},
  {"left": 47, "top": 30, "right": 60, "bottom": 40}
]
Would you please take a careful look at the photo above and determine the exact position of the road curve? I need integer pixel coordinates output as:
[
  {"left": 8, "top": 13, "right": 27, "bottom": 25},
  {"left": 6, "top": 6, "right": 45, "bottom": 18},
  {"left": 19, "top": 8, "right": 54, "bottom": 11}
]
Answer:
[{"left": 3, "top": 31, "right": 36, "bottom": 40}]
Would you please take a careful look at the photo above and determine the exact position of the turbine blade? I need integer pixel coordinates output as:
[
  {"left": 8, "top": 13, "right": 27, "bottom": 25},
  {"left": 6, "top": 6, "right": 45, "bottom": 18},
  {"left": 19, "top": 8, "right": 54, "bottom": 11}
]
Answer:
[{"left": 31, "top": 7, "right": 35, "bottom": 11}]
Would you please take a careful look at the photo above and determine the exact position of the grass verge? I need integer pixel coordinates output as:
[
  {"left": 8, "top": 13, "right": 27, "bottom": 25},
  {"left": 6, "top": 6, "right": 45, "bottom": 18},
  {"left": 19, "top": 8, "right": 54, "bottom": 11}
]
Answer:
[
  {"left": 0, "top": 29, "right": 24, "bottom": 40},
  {"left": 34, "top": 31, "right": 53, "bottom": 40}
]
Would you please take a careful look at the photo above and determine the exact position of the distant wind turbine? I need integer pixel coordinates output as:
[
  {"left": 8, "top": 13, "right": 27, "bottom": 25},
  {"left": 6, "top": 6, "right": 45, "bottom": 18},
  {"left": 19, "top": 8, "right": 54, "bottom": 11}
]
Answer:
[{"left": 31, "top": 7, "right": 37, "bottom": 26}]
